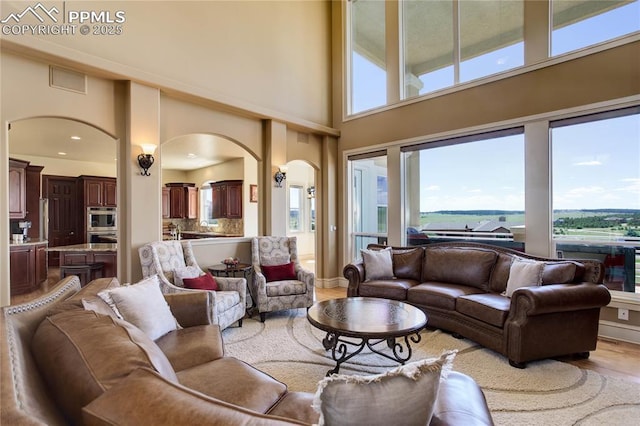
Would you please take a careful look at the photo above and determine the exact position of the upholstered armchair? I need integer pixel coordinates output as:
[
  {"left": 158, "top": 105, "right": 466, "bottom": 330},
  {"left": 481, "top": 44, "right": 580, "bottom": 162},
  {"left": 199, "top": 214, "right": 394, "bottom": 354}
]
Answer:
[
  {"left": 250, "top": 236, "right": 315, "bottom": 322},
  {"left": 139, "top": 240, "right": 246, "bottom": 330}
]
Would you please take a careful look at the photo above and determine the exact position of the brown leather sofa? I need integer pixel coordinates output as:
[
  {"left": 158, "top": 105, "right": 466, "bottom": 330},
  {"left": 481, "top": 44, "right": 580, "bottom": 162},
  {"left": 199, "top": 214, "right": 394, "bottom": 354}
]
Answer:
[
  {"left": 344, "top": 242, "right": 612, "bottom": 368},
  {"left": 2, "top": 275, "right": 495, "bottom": 425}
]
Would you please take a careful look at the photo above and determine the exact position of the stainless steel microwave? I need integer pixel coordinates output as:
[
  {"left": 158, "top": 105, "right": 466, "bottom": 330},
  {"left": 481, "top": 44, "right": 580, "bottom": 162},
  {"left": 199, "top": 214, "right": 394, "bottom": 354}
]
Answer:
[{"left": 87, "top": 207, "right": 117, "bottom": 231}]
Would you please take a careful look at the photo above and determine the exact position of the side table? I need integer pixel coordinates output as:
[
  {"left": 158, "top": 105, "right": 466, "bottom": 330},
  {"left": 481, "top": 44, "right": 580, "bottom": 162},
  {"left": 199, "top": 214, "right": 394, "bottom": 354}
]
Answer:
[{"left": 207, "top": 263, "right": 253, "bottom": 280}]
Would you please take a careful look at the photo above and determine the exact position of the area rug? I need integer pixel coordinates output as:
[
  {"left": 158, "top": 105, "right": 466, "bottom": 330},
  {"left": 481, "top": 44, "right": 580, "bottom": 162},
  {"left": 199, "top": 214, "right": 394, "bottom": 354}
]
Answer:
[{"left": 222, "top": 309, "right": 640, "bottom": 425}]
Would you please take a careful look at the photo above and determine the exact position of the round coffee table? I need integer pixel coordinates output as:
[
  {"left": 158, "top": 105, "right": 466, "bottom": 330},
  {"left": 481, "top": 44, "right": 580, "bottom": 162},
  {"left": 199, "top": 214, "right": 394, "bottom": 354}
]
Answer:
[{"left": 307, "top": 297, "right": 427, "bottom": 375}]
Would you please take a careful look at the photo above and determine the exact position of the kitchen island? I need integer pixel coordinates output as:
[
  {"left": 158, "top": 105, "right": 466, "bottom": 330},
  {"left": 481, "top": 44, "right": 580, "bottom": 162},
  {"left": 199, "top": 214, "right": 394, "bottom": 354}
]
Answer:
[{"left": 47, "top": 243, "right": 117, "bottom": 279}]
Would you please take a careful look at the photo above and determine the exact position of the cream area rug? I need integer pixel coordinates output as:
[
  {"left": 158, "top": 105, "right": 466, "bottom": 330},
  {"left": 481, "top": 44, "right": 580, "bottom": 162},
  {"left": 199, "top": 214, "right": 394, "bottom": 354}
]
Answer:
[{"left": 222, "top": 309, "right": 640, "bottom": 426}]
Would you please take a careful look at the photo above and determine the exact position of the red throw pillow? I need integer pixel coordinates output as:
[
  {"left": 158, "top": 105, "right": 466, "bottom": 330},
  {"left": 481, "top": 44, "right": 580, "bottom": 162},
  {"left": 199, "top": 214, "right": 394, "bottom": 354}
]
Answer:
[
  {"left": 261, "top": 262, "right": 297, "bottom": 282},
  {"left": 182, "top": 273, "right": 218, "bottom": 291}
]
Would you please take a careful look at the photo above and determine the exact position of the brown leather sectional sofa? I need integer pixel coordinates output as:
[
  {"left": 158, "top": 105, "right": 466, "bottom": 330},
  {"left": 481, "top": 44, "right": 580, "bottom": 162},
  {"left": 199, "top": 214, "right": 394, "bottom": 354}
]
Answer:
[
  {"left": 344, "top": 242, "right": 612, "bottom": 368},
  {"left": 2, "top": 275, "right": 495, "bottom": 425}
]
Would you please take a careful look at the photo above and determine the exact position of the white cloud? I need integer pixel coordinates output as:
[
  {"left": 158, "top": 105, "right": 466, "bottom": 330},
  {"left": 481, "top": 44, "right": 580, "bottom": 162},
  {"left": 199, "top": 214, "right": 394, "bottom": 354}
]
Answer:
[{"left": 573, "top": 160, "right": 602, "bottom": 166}]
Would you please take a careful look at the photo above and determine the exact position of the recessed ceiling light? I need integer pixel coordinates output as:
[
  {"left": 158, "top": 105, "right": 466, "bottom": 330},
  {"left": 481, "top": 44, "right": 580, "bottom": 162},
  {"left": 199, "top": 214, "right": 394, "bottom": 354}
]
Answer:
[
  {"left": 187, "top": 153, "right": 197, "bottom": 158},
  {"left": 58, "top": 152, "right": 67, "bottom": 156},
  {"left": 70, "top": 136, "right": 81, "bottom": 140}
]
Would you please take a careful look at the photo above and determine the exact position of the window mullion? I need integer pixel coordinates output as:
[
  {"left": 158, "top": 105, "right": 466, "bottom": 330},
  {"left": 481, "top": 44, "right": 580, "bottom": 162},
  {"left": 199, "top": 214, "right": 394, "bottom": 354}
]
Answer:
[{"left": 453, "top": 0, "right": 460, "bottom": 84}]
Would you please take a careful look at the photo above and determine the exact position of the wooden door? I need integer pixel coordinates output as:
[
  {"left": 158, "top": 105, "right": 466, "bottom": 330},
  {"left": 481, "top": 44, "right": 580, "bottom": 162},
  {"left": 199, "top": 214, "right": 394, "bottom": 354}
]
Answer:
[
  {"left": 211, "top": 183, "right": 225, "bottom": 219},
  {"left": 8, "top": 159, "right": 27, "bottom": 219},
  {"left": 10, "top": 245, "right": 34, "bottom": 296},
  {"left": 44, "top": 176, "right": 79, "bottom": 266}
]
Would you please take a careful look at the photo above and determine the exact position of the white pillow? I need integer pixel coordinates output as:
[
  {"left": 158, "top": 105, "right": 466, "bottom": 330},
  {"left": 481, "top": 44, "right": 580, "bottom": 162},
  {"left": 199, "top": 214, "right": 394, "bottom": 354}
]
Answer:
[
  {"left": 98, "top": 275, "right": 180, "bottom": 340},
  {"left": 361, "top": 247, "right": 393, "bottom": 281},
  {"left": 173, "top": 266, "right": 203, "bottom": 287},
  {"left": 504, "top": 258, "right": 545, "bottom": 297},
  {"left": 313, "top": 351, "right": 456, "bottom": 426}
]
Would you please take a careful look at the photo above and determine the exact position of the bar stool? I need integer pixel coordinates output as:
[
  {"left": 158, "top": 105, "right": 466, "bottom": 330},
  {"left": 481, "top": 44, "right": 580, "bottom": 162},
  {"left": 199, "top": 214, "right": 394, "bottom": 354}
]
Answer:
[{"left": 60, "top": 263, "right": 104, "bottom": 287}]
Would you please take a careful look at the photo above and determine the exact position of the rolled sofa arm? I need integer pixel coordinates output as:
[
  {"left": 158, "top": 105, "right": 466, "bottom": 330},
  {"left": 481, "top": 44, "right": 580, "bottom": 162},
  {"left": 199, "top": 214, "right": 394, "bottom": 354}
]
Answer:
[
  {"left": 510, "top": 283, "right": 611, "bottom": 316},
  {"left": 343, "top": 260, "right": 365, "bottom": 297},
  {"left": 82, "top": 368, "right": 308, "bottom": 426}
]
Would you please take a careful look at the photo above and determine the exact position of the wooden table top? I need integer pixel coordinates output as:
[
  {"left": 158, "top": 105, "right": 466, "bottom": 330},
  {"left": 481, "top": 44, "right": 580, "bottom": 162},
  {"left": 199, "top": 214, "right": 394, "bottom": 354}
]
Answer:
[{"left": 307, "top": 297, "right": 427, "bottom": 339}]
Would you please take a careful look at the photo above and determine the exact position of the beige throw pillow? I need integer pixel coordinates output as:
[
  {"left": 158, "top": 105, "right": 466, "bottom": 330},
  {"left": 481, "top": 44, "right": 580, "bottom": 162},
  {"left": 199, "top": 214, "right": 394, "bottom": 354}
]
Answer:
[
  {"left": 504, "top": 258, "right": 545, "bottom": 297},
  {"left": 99, "top": 275, "right": 180, "bottom": 340},
  {"left": 361, "top": 247, "right": 394, "bottom": 281},
  {"left": 313, "top": 351, "right": 456, "bottom": 426}
]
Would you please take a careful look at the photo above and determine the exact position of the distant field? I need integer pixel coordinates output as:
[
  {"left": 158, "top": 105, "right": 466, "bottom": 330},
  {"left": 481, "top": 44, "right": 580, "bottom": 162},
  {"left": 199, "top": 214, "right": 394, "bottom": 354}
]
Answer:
[{"left": 418, "top": 213, "right": 525, "bottom": 227}]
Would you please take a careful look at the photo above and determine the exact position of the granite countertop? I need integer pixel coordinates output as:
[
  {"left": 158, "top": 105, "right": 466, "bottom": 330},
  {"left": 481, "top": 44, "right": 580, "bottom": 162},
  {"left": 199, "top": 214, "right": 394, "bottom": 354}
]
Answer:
[
  {"left": 46, "top": 243, "right": 117, "bottom": 252},
  {"left": 9, "top": 238, "right": 48, "bottom": 247}
]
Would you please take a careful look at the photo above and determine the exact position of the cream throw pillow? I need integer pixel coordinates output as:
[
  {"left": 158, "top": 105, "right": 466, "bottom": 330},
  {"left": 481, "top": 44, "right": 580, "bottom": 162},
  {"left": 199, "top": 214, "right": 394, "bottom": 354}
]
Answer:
[
  {"left": 504, "top": 258, "right": 545, "bottom": 297},
  {"left": 313, "top": 351, "right": 456, "bottom": 426},
  {"left": 361, "top": 247, "right": 394, "bottom": 281},
  {"left": 98, "top": 275, "right": 180, "bottom": 340}
]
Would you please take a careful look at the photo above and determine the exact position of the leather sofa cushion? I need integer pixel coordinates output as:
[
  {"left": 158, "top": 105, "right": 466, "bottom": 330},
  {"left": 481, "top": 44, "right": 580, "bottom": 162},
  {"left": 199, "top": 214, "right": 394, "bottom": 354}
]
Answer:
[
  {"left": 489, "top": 253, "right": 512, "bottom": 293},
  {"left": 423, "top": 248, "right": 497, "bottom": 291},
  {"left": 47, "top": 277, "right": 120, "bottom": 316},
  {"left": 456, "top": 294, "right": 511, "bottom": 328},
  {"left": 32, "top": 309, "right": 178, "bottom": 425},
  {"left": 155, "top": 324, "right": 225, "bottom": 372},
  {"left": 408, "top": 283, "right": 485, "bottom": 310},
  {"left": 542, "top": 261, "right": 585, "bottom": 284},
  {"left": 359, "top": 279, "right": 416, "bottom": 300},
  {"left": 82, "top": 368, "right": 308, "bottom": 426},
  {"left": 392, "top": 248, "right": 423, "bottom": 282},
  {"left": 177, "top": 357, "right": 288, "bottom": 414},
  {"left": 268, "top": 391, "right": 320, "bottom": 424}
]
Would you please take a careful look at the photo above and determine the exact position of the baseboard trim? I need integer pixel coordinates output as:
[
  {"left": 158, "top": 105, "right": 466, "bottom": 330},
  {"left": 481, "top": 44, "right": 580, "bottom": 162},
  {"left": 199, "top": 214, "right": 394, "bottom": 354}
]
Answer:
[
  {"left": 598, "top": 320, "right": 640, "bottom": 345},
  {"left": 316, "top": 277, "right": 348, "bottom": 289}
]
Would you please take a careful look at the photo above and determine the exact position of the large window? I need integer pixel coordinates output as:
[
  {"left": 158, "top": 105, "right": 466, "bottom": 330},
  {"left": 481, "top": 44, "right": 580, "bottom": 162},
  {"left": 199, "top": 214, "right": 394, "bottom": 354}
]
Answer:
[
  {"left": 551, "top": 0, "right": 640, "bottom": 56},
  {"left": 402, "top": 0, "right": 524, "bottom": 98},
  {"left": 349, "top": 0, "right": 638, "bottom": 115},
  {"left": 403, "top": 129, "right": 525, "bottom": 245},
  {"left": 289, "top": 185, "right": 303, "bottom": 232},
  {"left": 350, "top": 0, "right": 386, "bottom": 114},
  {"left": 551, "top": 107, "right": 640, "bottom": 293},
  {"left": 349, "top": 153, "right": 388, "bottom": 260}
]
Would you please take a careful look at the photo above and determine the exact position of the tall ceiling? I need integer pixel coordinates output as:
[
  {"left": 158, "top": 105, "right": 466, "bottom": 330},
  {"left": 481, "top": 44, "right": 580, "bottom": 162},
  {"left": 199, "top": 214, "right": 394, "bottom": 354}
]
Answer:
[{"left": 8, "top": 117, "right": 246, "bottom": 170}]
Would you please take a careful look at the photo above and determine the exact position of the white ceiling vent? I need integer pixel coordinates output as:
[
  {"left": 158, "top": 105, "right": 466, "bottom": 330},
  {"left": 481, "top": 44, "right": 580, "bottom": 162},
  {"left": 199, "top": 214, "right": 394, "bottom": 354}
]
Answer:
[{"left": 49, "top": 66, "right": 87, "bottom": 94}]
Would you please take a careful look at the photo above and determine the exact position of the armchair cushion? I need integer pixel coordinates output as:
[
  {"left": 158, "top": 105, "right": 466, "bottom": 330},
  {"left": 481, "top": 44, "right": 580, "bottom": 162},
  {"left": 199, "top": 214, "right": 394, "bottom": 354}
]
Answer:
[
  {"left": 262, "top": 262, "right": 297, "bottom": 282},
  {"left": 174, "top": 265, "right": 203, "bottom": 287},
  {"left": 261, "top": 254, "right": 291, "bottom": 266},
  {"left": 313, "top": 351, "right": 455, "bottom": 426},
  {"left": 183, "top": 273, "right": 219, "bottom": 291},
  {"left": 99, "top": 276, "right": 181, "bottom": 340}
]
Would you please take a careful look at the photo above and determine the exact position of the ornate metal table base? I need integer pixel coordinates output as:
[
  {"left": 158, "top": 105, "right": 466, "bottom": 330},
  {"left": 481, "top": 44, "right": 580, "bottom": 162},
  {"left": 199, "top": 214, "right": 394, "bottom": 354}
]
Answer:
[{"left": 322, "top": 331, "right": 423, "bottom": 376}]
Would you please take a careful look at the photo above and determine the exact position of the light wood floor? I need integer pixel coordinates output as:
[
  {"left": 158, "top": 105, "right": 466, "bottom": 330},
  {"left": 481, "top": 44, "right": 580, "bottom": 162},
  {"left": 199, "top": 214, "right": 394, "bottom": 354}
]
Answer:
[{"left": 315, "top": 286, "right": 640, "bottom": 384}]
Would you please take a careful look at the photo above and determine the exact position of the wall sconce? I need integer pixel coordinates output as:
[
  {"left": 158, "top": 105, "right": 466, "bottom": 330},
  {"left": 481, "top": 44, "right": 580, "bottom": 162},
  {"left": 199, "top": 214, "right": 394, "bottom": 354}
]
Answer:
[
  {"left": 274, "top": 165, "right": 288, "bottom": 187},
  {"left": 138, "top": 144, "right": 156, "bottom": 176},
  {"left": 307, "top": 186, "right": 316, "bottom": 199}
]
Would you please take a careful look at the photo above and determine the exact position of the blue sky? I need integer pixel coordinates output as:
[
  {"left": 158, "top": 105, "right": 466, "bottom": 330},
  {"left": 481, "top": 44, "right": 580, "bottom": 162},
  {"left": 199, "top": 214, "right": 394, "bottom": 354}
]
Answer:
[{"left": 352, "top": 1, "right": 640, "bottom": 212}]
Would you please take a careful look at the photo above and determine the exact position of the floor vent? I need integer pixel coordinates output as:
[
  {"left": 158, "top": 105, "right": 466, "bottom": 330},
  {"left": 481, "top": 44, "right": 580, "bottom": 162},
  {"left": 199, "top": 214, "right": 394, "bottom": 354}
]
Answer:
[{"left": 49, "top": 66, "right": 87, "bottom": 94}]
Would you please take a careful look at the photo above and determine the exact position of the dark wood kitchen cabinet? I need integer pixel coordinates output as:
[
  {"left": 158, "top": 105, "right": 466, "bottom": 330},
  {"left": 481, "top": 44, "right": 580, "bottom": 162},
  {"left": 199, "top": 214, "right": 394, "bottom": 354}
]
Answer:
[
  {"left": 9, "top": 158, "right": 28, "bottom": 219},
  {"left": 211, "top": 180, "right": 242, "bottom": 219},
  {"left": 80, "top": 176, "right": 117, "bottom": 208},
  {"left": 10, "top": 241, "right": 48, "bottom": 296},
  {"left": 165, "top": 183, "right": 198, "bottom": 219},
  {"left": 162, "top": 187, "right": 170, "bottom": 219}
]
